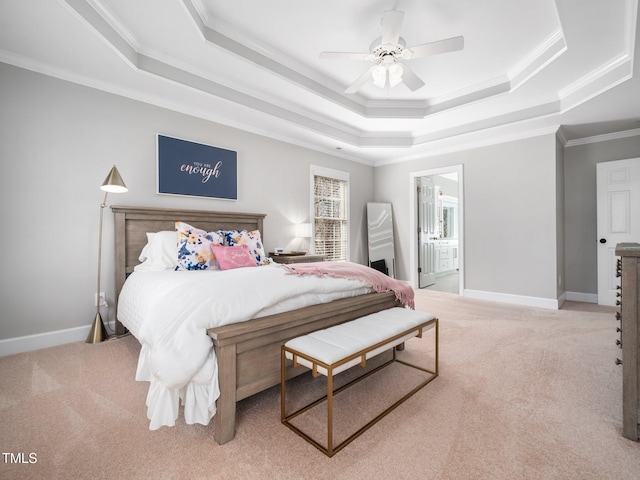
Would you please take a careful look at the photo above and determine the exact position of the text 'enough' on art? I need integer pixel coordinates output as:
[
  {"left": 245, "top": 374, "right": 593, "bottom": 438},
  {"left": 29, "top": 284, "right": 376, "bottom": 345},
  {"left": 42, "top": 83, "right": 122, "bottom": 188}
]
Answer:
[{"left": 180, "top": 161, "right": 222, "bottom": 183}]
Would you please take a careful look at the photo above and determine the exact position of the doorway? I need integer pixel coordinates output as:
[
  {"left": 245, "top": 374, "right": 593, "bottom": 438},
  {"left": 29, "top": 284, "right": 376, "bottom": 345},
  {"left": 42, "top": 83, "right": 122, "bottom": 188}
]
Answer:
[
  {"left": 597, "top": 157, "right": 640, "bottom": 305},
  {"left": 409, "top": 165, "right": 464, "bottom": 294}
]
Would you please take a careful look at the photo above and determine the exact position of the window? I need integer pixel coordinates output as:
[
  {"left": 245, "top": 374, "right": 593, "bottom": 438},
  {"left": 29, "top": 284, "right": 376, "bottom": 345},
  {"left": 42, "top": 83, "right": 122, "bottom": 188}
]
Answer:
[{"left": 311, "top": 166, "right": 349, "bottom": 261}]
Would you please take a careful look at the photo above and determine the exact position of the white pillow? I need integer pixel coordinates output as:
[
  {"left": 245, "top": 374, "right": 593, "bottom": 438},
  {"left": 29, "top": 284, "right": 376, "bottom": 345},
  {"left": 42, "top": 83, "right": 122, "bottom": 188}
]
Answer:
[{"left": 134, "top": 231, "right": 177, "bottom": 272}]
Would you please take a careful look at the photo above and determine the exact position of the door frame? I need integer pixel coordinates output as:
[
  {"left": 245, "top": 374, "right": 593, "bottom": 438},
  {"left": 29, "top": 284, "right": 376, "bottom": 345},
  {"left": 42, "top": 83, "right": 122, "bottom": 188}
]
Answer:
[{"left": 409, "top": 165, "right": 465, "bottom": 292}]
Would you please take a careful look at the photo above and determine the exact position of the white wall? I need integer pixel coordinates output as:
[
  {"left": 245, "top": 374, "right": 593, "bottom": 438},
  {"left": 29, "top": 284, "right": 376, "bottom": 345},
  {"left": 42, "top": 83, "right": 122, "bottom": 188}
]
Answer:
[
  {"left": 0, "top": 63, "right": 374, "bottom": 343},
  {"left": 375, "top": 134, "right": 562, "bottom": 306}
]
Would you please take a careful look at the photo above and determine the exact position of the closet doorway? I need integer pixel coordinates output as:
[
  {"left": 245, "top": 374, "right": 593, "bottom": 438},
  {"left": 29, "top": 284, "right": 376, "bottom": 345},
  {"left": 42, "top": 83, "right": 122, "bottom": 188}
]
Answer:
[{"left": 409, "top": 166, "right": 464, "bottom": 294}]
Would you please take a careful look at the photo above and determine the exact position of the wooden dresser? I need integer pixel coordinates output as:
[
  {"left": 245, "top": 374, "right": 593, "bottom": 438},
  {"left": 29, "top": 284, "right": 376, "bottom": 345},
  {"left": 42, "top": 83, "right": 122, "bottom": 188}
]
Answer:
[{"left": 615, "top": 243, "right": 640, "bottom": 441}]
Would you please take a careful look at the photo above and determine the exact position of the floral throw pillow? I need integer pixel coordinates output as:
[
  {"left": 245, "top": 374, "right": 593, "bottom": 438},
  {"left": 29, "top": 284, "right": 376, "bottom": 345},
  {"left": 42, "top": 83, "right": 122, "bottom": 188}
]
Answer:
[
  {"left": 222, "top": 229, "right": 273, "bottom": 265},
  {"left": 210, "top": 245, "right": 257, "bottom": 270},
  {"left": 175, "top": 221, "right": 224, "bottom": 271}
]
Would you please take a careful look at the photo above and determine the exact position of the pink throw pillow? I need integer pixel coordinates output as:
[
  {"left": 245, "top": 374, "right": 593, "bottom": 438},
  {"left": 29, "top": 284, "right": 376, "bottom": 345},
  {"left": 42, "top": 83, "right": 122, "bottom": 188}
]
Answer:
[{"left": 211, "top": 244, "right": 257, "bottom": 270}]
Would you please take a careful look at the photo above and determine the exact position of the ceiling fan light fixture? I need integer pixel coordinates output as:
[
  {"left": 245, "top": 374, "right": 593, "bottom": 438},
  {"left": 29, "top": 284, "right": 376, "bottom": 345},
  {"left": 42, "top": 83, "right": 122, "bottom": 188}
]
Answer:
[
  {"left": 371, "top": 65, "right": 387, "bottom": 88},
  {"left": 388, "top": 63, "right": 404, "bottom": 87},
  {"left": 320, "top": 9, "right": 464, "bottom": 94}
]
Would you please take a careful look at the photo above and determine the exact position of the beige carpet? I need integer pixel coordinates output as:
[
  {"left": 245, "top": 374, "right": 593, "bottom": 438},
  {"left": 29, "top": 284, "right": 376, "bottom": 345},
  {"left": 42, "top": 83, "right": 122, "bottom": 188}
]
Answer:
[{"left": 1, "top": 290, "right": 639, "bottom": 480}]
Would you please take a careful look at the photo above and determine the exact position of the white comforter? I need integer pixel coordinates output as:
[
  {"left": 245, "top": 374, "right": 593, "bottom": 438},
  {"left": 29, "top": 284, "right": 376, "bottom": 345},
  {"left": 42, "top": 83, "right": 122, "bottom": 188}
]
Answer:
[{"left": 117, "top": 264, "right": 372, "bottom": 429}]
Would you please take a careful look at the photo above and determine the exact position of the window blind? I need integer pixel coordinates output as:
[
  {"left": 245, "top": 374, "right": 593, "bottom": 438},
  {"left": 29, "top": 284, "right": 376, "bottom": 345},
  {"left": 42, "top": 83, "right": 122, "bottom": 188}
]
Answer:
[{"left": 313, "top": 175, "right": 348, "bottom": 261}]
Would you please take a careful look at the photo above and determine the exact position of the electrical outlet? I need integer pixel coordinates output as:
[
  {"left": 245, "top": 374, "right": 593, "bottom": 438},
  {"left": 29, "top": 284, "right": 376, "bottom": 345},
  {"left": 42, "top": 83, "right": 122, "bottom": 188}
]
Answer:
[{"left": 95, "top": 292, "right": 107, "bottom": 307}]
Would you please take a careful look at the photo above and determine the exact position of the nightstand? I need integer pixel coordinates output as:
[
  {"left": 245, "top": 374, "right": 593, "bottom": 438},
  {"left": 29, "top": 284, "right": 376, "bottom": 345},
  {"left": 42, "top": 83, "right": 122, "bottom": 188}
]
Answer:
[{"left": 269, "top": 253, "right": 327, "bottom": 264}]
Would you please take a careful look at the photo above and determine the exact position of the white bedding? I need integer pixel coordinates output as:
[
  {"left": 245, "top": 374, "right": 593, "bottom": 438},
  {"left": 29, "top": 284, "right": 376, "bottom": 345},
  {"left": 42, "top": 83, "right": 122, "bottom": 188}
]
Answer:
[{"left": 117, "top": 264, "right": 372, "bottom": 430}]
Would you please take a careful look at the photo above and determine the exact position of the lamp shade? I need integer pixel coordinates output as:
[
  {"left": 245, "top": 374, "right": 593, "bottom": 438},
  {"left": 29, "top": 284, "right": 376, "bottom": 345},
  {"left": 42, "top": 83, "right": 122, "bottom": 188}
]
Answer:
[
  {"left": 371, "top": 65, "right": 387, "bottom": 88},
  {"left": 388, "top": 64, "right": 404, "bottom": 87},
  {"left": 296, "top": 223, "right": 312, "bottom": 238},
  {"left": 101, "top": 165, "right": 128, "bottom": 193}
]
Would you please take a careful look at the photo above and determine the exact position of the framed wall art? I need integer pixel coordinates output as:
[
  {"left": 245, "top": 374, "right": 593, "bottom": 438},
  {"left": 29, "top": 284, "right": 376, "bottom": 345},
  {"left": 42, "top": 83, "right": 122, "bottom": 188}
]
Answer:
[{"left": 157, "top": 134, "right": 238, "bottom": 200}]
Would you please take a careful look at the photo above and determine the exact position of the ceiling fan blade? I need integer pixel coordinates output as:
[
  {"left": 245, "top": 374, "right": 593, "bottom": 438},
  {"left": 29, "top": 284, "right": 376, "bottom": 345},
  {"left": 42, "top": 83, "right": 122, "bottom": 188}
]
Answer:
[
  {"left": 407, "top": 36, "right": 464, "bottom": 59},
  {"left": 319, "top": 51, "right": 372, "bottom": 61},
  {"left": 381, "top": 10, "right": 404, "bottom": 45},
  {"left": 401, "top": 64, "right": 425, "bottom": 91},
  {"left": 345, "top": 66, "right": 376, "bottom": 94}
]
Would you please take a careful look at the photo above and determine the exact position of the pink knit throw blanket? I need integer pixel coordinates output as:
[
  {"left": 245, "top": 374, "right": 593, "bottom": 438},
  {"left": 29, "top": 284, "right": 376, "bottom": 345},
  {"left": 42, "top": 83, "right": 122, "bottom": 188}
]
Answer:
[{"left": 280, "top": 261, "right": 415, "bottom": 309}]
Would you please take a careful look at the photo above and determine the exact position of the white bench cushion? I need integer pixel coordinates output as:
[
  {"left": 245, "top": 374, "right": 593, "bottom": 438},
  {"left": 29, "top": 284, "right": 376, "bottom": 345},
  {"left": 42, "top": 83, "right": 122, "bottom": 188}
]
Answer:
[{"left": 284, "top": 307, "right": 436, "bottom": 376}]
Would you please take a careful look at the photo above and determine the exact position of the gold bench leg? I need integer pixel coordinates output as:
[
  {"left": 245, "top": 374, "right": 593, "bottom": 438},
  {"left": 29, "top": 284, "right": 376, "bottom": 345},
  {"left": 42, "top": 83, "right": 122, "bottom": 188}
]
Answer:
[{"left": 327, "top": 368, "right": 333, "bottom": 456}]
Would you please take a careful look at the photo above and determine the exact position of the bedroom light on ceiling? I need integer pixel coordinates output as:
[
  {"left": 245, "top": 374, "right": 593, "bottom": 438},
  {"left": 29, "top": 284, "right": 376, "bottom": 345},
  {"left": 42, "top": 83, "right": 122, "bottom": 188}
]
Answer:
[
  {"left": 87, "top": 165, "right": 128, "bottom": 344},
  {"left": 371, "top": 63, "right": 404, "bottom": 89},
  {"left": 388, "top": 63, "right": 404, "bottom": 87},
  {"left": 371, "top": 65, "right": 387, "bottom": 88}
]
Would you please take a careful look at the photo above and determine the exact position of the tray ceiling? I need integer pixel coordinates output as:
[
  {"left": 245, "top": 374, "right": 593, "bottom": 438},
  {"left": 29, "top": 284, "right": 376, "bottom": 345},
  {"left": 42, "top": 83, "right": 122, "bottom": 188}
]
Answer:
[{"left": 0, "top": 0, "right": 638, "bottom": 164}]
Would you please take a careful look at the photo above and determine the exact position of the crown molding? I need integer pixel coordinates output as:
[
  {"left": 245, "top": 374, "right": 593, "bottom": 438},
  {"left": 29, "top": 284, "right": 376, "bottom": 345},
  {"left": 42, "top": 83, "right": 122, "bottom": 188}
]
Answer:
[
  {"left": 373, "top": 125, "right": 561, "bottom": 167},
  {"left": 87, "top": 0, "right": 139, "bottom": 50},
  {"left": 509, "top": 29, "right": 567, "bottom": 90},
  {"left": 555, "top": 127, "right": 569, "bottom": 146},
  {"left": 62, "top": 0, "right": 138, "bottom": 68},
  {"left": 563, "top": 127, "right": 640, "bottom": 147},
  {"left": 559, "top": 53, "right": 633, "bottom": 112}
]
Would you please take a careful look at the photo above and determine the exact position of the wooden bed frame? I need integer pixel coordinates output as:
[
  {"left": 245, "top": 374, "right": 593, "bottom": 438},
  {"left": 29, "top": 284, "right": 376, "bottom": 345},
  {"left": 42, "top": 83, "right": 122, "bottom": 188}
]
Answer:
[{"left": 112, "top": 205, "right": 401, "bottom": 445}]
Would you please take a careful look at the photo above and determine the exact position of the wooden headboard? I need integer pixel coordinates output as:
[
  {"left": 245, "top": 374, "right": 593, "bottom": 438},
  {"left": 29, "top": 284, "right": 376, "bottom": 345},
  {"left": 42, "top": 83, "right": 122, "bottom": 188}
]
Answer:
[{"left": 110, "top": 205, "right": 266, "bottom": 334}]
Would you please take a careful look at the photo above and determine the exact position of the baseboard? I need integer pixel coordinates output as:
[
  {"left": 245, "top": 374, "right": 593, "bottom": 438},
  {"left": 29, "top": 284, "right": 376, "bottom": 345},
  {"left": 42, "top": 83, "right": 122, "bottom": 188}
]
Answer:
[
  {"left": 0, "top": 321, "right": 117, "bottom": 357},
  {"left": 565, "top": 291, "right": 598, "bottom": 303},
  {"left": 0, "top": 288, "right": 598, "bottom": 357},
  {"left": 557, "top": 292, "right": 567, "bottom": 309},
  {"left": 2, "top": 290, "right": 596, "bottom": 356},
  {"left": 463, "top": 289, "right": 562, "bottom": 310}
]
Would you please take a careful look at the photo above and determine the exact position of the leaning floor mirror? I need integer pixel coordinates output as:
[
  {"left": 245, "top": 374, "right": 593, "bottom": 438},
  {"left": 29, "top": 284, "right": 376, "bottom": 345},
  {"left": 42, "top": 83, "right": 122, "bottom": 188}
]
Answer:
[{"left": 366, "top": 202, "right": 396, "bottom": 278}]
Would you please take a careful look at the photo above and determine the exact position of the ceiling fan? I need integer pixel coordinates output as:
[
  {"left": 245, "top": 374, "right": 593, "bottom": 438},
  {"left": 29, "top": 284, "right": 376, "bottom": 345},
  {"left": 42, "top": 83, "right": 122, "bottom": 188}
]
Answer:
[{"left": 319, "top": 10, "right": 464, "bottom": 94}]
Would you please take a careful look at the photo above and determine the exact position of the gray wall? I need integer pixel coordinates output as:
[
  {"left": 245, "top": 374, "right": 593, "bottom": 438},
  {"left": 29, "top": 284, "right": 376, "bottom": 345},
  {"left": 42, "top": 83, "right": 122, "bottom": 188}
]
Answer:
[
  {"left": 0, "top": 63, "right": 374, "bottom": 340},
  {"left": 564, "top": 134, "right": 640, "bottom": 296},
  {"left": 3, "top": 60, "right": 639, "bottom": 344},
  {"left": 375, "top": 134, "right": 562, "bottom": 301}
]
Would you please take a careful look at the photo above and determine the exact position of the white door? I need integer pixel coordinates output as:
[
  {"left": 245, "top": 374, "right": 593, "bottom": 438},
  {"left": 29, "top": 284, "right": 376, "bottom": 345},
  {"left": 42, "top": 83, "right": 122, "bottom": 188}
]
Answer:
[
  {"left": 418, "top": 177, "right": 438, "bottom": 287},
  {"left": 597, "top": 158, "right": 640, "bottom": 305}
]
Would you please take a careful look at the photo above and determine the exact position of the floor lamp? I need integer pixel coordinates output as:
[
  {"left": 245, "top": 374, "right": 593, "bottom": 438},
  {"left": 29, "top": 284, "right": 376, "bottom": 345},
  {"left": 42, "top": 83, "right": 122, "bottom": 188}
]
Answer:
[{"left": 86, "top": 165, "right": 128, "bottom": 344}]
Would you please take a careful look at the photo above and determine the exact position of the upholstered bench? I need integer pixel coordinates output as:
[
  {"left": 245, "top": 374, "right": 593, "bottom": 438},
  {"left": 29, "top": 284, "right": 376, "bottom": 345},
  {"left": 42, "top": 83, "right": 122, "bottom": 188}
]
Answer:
[{"left": 280, "top": 307, "right": 438, "bottom": 457}]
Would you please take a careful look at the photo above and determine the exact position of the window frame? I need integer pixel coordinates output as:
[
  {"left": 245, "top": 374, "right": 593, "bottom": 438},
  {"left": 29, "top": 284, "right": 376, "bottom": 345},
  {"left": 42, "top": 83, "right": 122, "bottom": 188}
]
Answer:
[{"left": 310, "top": 165, "right": 350, "bottom": 262}]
